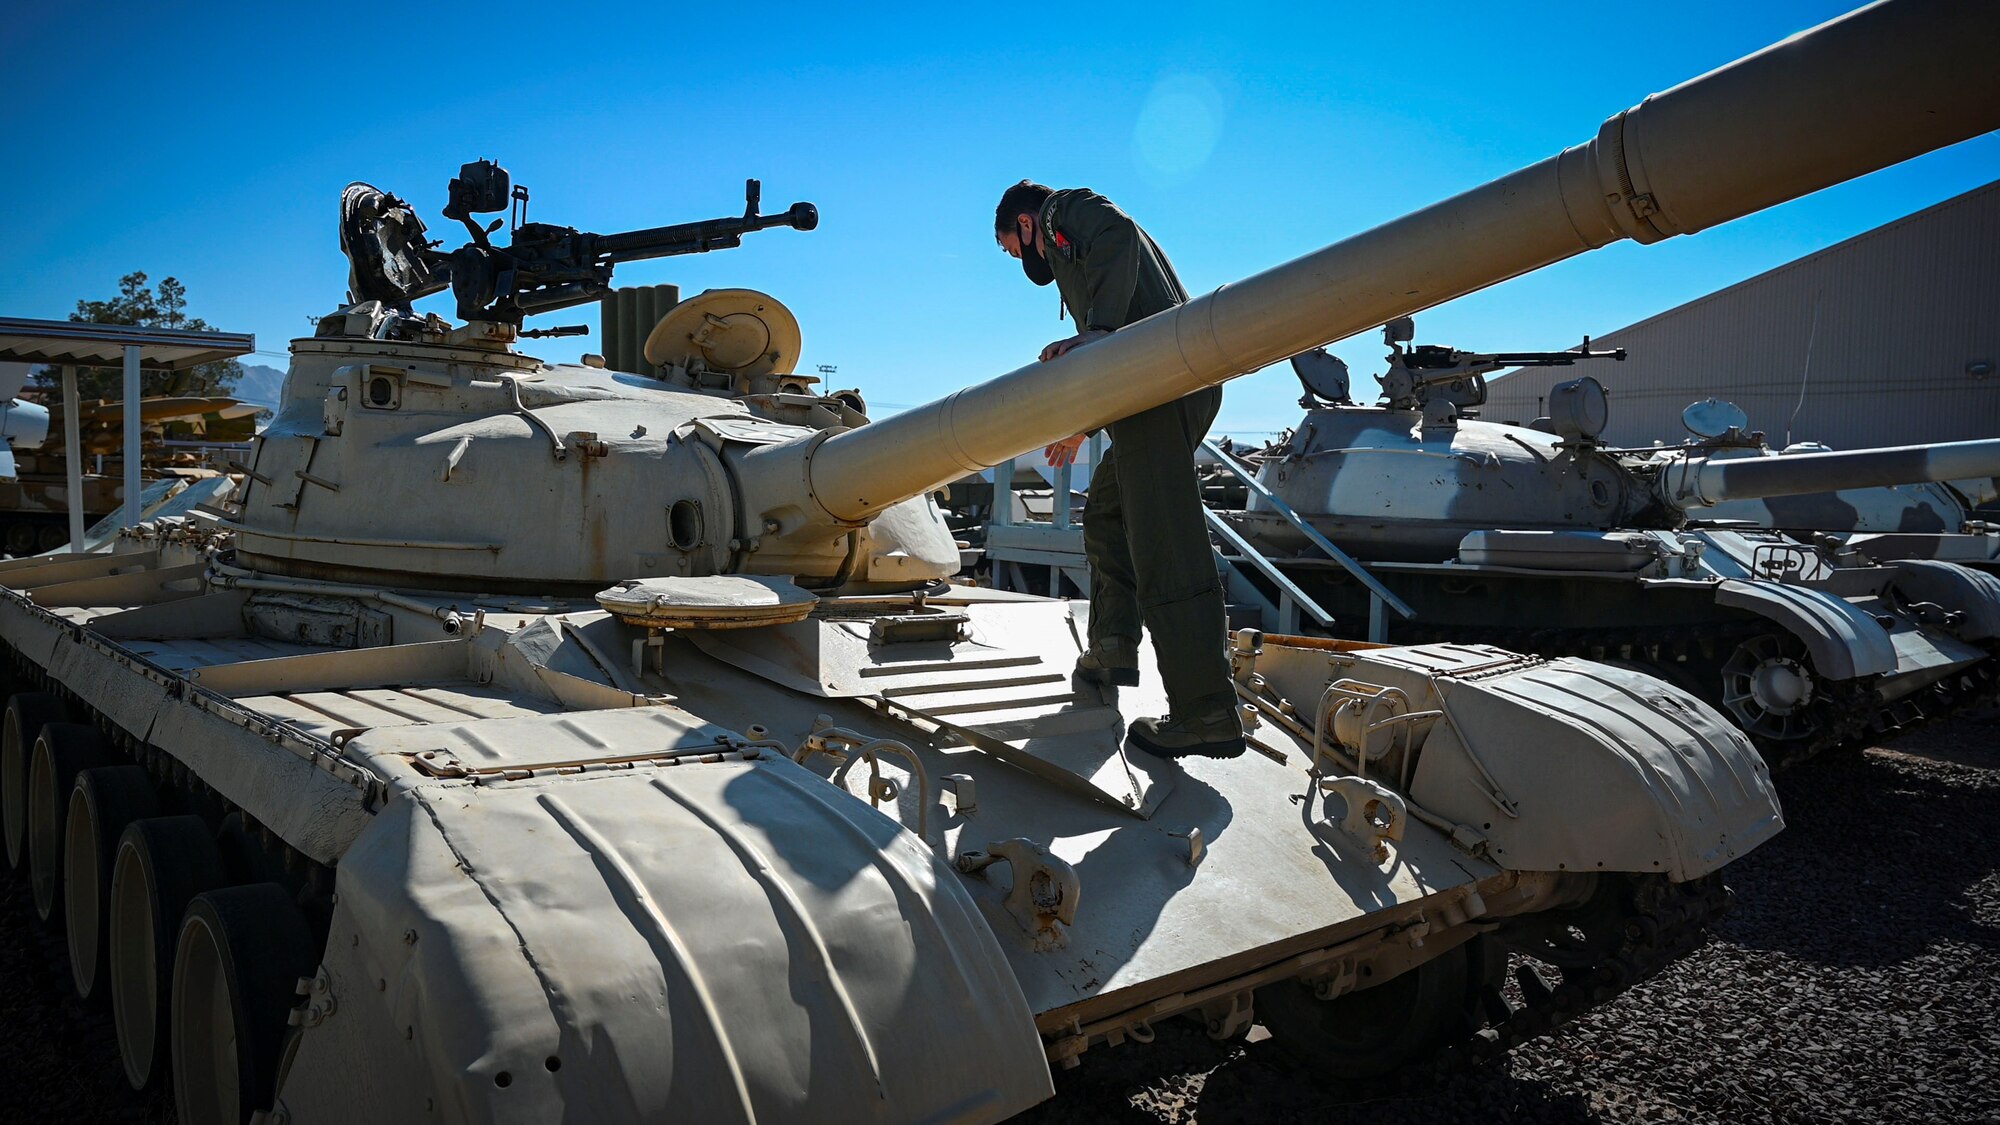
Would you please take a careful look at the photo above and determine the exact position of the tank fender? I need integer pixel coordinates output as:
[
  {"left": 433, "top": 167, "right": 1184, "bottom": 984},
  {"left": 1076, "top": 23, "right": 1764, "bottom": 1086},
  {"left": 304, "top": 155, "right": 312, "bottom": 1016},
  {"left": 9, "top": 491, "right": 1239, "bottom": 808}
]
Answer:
[
  {"left": 1713, "top": 578, "right": 1898, "bottom": 680},
  {"left": 1887, "top": 559, "right": 2000, "bottom": 641},
  {"left": 276, "top": 753, "right": 1051, "bottom": 1124},
  {"left": 1406, "top": 658, "right": 1783, "bottom": 882}
]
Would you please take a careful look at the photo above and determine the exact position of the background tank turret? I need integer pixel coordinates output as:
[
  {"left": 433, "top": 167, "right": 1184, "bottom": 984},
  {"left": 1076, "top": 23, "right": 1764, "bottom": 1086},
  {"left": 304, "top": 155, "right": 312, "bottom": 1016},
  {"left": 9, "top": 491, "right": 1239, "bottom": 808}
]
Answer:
[
  {"left": 0, "top": 3, "right": 1995, "bottom": 1121},
  {"left": 1217, "top": 323, "right": 2000, "bottom": 762}
]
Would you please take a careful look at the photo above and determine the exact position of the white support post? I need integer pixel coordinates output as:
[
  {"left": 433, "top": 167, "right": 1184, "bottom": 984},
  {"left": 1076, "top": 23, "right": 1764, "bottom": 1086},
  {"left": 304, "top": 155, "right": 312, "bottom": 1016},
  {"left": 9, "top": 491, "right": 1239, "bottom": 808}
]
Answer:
[
  {"left": 991, "top": 457, "right": 1014, "bottom": 527},
  {"left": 121, "top": 345, "right": 142, "bottom": 532},
  {"left": 62, "top": 364, "right": 84, "bottom": 553}
]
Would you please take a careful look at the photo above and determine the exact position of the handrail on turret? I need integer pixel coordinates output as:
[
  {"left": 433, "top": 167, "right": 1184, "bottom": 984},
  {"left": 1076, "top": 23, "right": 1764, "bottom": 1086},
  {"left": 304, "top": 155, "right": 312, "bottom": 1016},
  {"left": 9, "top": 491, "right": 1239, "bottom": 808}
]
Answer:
[{"left": 1203, "top": 508, "right": 1339, "bottom": 633}]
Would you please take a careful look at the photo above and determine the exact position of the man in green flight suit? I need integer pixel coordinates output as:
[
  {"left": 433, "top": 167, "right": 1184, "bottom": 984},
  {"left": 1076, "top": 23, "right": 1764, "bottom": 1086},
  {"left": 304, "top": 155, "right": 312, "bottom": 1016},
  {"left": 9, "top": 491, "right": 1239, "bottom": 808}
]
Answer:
[{"left": 994, "top": 180, "right": 1245, "bottom": 759}]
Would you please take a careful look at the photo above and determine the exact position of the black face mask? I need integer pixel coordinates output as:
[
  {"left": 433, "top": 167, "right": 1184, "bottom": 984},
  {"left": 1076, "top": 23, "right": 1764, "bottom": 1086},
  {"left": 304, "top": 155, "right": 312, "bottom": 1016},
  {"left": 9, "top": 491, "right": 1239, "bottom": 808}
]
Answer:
[{"left": 1019, "top": 223, "right": 1054, "bottom": 287}]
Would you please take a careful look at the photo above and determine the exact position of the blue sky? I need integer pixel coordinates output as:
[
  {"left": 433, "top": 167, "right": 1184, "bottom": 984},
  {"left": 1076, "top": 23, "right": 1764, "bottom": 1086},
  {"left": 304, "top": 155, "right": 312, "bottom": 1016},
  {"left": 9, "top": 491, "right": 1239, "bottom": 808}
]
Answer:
[{"left": 2, "top": 1, "right": 1993, "bottom": 436}]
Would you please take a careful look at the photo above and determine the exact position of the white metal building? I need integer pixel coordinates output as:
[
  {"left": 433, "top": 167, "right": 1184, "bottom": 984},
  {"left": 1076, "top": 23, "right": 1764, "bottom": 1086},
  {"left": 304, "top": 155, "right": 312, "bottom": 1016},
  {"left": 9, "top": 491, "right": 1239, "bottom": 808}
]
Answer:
[{"left": 1484, "top": 179, "right": 2000, "bottom": 448}]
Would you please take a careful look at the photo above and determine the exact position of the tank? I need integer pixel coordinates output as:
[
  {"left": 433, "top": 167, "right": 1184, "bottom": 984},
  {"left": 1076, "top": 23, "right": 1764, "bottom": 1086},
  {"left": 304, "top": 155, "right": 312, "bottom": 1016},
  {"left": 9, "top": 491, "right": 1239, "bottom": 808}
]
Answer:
[
  {"left": 0, "top": 2, "right": 1992, "bottom": 1120},
  {"left": 1220, "top": 323, "right": 2000, "bottom": 763}
]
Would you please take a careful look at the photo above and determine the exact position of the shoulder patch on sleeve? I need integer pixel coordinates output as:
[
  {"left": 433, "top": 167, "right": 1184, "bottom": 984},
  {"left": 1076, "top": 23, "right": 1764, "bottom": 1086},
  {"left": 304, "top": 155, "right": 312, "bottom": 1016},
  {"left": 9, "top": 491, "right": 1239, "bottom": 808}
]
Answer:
[{"left": 1042, "top": 197, "right": 1074, "bottom": 260}]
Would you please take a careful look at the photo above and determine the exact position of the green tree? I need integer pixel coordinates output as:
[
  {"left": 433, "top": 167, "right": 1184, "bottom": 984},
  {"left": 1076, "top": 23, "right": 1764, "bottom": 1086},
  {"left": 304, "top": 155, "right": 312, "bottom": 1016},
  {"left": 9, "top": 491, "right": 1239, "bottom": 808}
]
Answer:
[{"left": 31, "top": 271, "right": 244, "bottom": 400}]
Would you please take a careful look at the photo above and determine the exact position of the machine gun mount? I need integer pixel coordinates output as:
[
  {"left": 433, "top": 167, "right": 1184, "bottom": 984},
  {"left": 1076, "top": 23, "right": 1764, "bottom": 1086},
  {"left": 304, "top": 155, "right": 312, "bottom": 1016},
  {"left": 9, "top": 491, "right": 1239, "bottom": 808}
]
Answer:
[
  {"left": 338, "top": 159, "right": 818, "bottom": 326},
  {"left": 1374, "top": 316, "right": 1626, "bottom": 436}
]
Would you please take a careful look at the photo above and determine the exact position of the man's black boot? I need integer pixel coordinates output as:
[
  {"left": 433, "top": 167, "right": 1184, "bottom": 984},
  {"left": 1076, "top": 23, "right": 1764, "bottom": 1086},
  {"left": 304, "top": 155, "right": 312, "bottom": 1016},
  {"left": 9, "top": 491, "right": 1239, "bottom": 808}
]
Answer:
[{"left": 1126, "top": 709, "right": 1246, "bottom": 760}]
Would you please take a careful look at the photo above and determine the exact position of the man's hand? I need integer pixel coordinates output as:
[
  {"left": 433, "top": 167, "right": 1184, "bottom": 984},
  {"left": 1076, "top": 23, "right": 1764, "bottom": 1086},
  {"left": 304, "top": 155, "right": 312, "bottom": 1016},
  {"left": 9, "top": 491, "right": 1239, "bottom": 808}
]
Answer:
[
  {"left": 1039, "top": 328, "right": 1111, "bottom": 362},
  {"left": 1045, "top": 433, "right": 1087, "bottom": 468}
]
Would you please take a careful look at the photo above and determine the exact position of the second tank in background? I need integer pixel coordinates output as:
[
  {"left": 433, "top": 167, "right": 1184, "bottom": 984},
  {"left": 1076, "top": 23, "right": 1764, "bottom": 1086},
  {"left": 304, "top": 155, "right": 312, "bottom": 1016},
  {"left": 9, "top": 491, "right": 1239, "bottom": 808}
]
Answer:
[{"left": 1217, "top": 322, "right": 2000, "bottom": 764}]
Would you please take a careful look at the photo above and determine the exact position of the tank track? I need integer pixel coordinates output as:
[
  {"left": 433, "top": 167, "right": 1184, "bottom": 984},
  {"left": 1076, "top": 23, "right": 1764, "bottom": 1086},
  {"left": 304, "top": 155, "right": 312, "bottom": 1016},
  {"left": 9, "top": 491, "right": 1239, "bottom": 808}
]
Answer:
[
  {"left": 1451, "top": 873, "right": 1730, "bottom": 1069},
  {"left": 0, "top": 513, "right": 79, "bottom": 558},
  {"left": 1864, "top": 640, "right": 2000, "bottom": 745},
  {"left": 0, "top": 641, "right": 335, "bottom": 1115},
  {"left": 1391, "top": 621, "right": 2000, "bottom": 769}
]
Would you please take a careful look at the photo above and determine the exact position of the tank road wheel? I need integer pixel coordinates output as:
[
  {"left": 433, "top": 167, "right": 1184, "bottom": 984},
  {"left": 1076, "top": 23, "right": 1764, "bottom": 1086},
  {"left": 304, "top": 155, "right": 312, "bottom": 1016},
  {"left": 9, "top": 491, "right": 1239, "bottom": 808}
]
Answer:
[
  {"left": 1719, "top": 633, "right": 1826, "bottom": 745},
  {"left": 3, "top": 520, "right": 35, "bottom": 557},
  {"left": 27, "top": 722, "right": 115, "bottom": 920},
  {"left": 172, "top": 884, "right": 316, "bottom": 1125},
  {"left": 64, "top": 766, "right": 161, "bottom": 1001},
  {"left": 110, "top": 815, "right": 229, "bottom": 1091},
  {"left": 2, "top": 691, "right": 69, "bottom": 870},
  {"left": 1255, "top": 938, "right": 1488, "bottom": 1079},
  {"left": 35, "top": 523, "right": 69, "bottom": 553}
]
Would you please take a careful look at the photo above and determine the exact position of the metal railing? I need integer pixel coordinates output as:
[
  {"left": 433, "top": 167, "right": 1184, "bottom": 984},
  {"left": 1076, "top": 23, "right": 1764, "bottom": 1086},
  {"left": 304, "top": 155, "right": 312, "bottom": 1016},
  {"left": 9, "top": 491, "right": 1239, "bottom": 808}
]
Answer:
[
  {"left": 1198, "top": 439, "right": 1414, "bottom": 642},
  {"left": 982, "top": 436, "right": 1415, "bottom": 642}
]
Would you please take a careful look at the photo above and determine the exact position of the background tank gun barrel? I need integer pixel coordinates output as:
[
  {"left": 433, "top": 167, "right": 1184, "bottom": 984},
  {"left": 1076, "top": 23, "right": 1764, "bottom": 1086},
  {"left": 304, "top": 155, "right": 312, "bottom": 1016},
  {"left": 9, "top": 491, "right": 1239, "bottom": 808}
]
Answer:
[
  {"left": 737, "top": 0, "right": 1998, "bottom": 534},
  {"left": 1660, "top": 438, "right": 2000, "bottom": 509}
]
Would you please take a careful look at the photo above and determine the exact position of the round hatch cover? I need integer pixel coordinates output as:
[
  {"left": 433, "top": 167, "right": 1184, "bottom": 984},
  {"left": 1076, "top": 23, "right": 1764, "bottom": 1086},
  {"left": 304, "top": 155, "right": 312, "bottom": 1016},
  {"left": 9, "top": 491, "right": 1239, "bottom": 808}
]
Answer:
[
  {"left": 1288, "top": 347, "right": 1351, "bottom": 403},
  {"left": 1682, "top": 397, "right": 1750, "bottom": 439},
  {"left": 643, "top": 288, "right": 802, "bottom": 378},
  {"left": 596, "top": 575, "right": 819, "bottom": 630}
]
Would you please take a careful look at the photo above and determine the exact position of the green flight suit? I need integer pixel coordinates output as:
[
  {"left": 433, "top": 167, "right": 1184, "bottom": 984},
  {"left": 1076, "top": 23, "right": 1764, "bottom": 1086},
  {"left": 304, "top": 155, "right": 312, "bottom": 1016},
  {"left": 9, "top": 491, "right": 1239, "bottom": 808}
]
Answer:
[{"left": 1038, "top": 188, "right": 1234, "bottom": 721}]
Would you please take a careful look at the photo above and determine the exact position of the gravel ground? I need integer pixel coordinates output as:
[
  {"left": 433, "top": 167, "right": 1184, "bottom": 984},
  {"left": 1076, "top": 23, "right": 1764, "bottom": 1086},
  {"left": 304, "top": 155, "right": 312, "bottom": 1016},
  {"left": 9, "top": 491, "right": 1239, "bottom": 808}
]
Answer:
[{"left": 1, "top": 716, "right": 1994, "bottom": 1124}]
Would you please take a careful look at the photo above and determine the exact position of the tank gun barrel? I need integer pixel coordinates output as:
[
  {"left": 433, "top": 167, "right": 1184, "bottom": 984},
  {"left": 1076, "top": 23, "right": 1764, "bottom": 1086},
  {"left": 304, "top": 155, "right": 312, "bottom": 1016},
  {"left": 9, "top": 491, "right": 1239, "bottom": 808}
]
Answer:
[
  {"left": 1660, "top": 438, "right": 2000, "bottom": 509},
  {"left": 734, "top": 0, "right": 1998, "bottom": 537}
]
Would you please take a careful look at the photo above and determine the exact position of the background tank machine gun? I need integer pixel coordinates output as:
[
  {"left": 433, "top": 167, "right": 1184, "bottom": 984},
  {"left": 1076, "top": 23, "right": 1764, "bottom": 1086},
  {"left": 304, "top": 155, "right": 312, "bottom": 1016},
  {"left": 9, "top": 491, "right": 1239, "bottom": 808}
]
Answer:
[
  {"left": 1372, "top": 316, "right": 1627, "bottom": 433},
  {"left": 339, "top": 158, "right": 818, "bottom": 325},
  {"left": 1285, "top": 318, "right": 1624, "bottom": 431}
]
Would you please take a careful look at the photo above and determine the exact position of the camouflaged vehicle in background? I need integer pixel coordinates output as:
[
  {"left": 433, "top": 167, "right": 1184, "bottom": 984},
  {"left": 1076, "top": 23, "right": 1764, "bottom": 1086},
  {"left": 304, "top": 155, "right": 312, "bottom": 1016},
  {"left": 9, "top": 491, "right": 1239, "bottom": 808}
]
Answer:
[
  {"left": 1667, "top": 400, "right": 2000, "bottom": 576},
  {"left": 0, "top": 3, "right": 1994, "bottom": 1122},
  {"left": 0, "top": 394, "right": 251, "bottom": 555}
]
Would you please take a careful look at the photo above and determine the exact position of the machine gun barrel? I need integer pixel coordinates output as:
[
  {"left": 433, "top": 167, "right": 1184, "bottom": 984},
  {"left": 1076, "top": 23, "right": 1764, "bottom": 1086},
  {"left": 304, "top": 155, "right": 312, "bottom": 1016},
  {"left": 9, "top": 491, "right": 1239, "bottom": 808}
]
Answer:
[
  {"left": 595, "top": 198, "right": 819, "bottom": 262},
  {"left": 732, "top": 0, "right": 1998, "bottom": 534},
  {"left": 592, "top": 182, "right": 820, "bottom": 264},
  {"left": 1660, "top": 438, "right": 2000, "bottom": 509},
  {"left": 1482, "top": 348, "right": 1625, "bottom": 367}
]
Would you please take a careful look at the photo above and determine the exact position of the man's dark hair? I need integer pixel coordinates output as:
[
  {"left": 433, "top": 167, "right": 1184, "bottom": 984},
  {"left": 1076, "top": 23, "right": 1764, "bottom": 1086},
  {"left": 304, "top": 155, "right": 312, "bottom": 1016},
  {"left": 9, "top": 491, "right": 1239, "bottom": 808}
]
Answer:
[{"left": 995, "top": 180, "right": 1053, "bottom": 235}]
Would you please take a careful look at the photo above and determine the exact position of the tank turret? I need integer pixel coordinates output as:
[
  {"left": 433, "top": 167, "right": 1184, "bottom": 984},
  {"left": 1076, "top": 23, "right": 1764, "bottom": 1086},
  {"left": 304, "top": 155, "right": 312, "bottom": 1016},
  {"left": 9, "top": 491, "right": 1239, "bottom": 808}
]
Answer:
[{"left": 1229, "top": 329, "right": 2000, "bottom": 562}]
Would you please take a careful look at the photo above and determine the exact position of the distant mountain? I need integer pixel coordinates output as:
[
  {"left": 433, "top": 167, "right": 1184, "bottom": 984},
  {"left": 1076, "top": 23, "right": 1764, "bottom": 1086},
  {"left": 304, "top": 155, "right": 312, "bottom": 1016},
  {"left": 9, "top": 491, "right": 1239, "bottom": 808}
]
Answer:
[{"left": 232, "top": 364, "right": 287, "bottom": 414}]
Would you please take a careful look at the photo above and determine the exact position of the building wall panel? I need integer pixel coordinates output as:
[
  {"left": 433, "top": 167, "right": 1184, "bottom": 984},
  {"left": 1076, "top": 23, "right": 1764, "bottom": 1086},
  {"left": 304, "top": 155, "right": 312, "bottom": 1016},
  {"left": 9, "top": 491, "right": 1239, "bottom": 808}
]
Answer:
[{"left": 1485, "top": 181, "right": 2000, "bottom": 449}]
